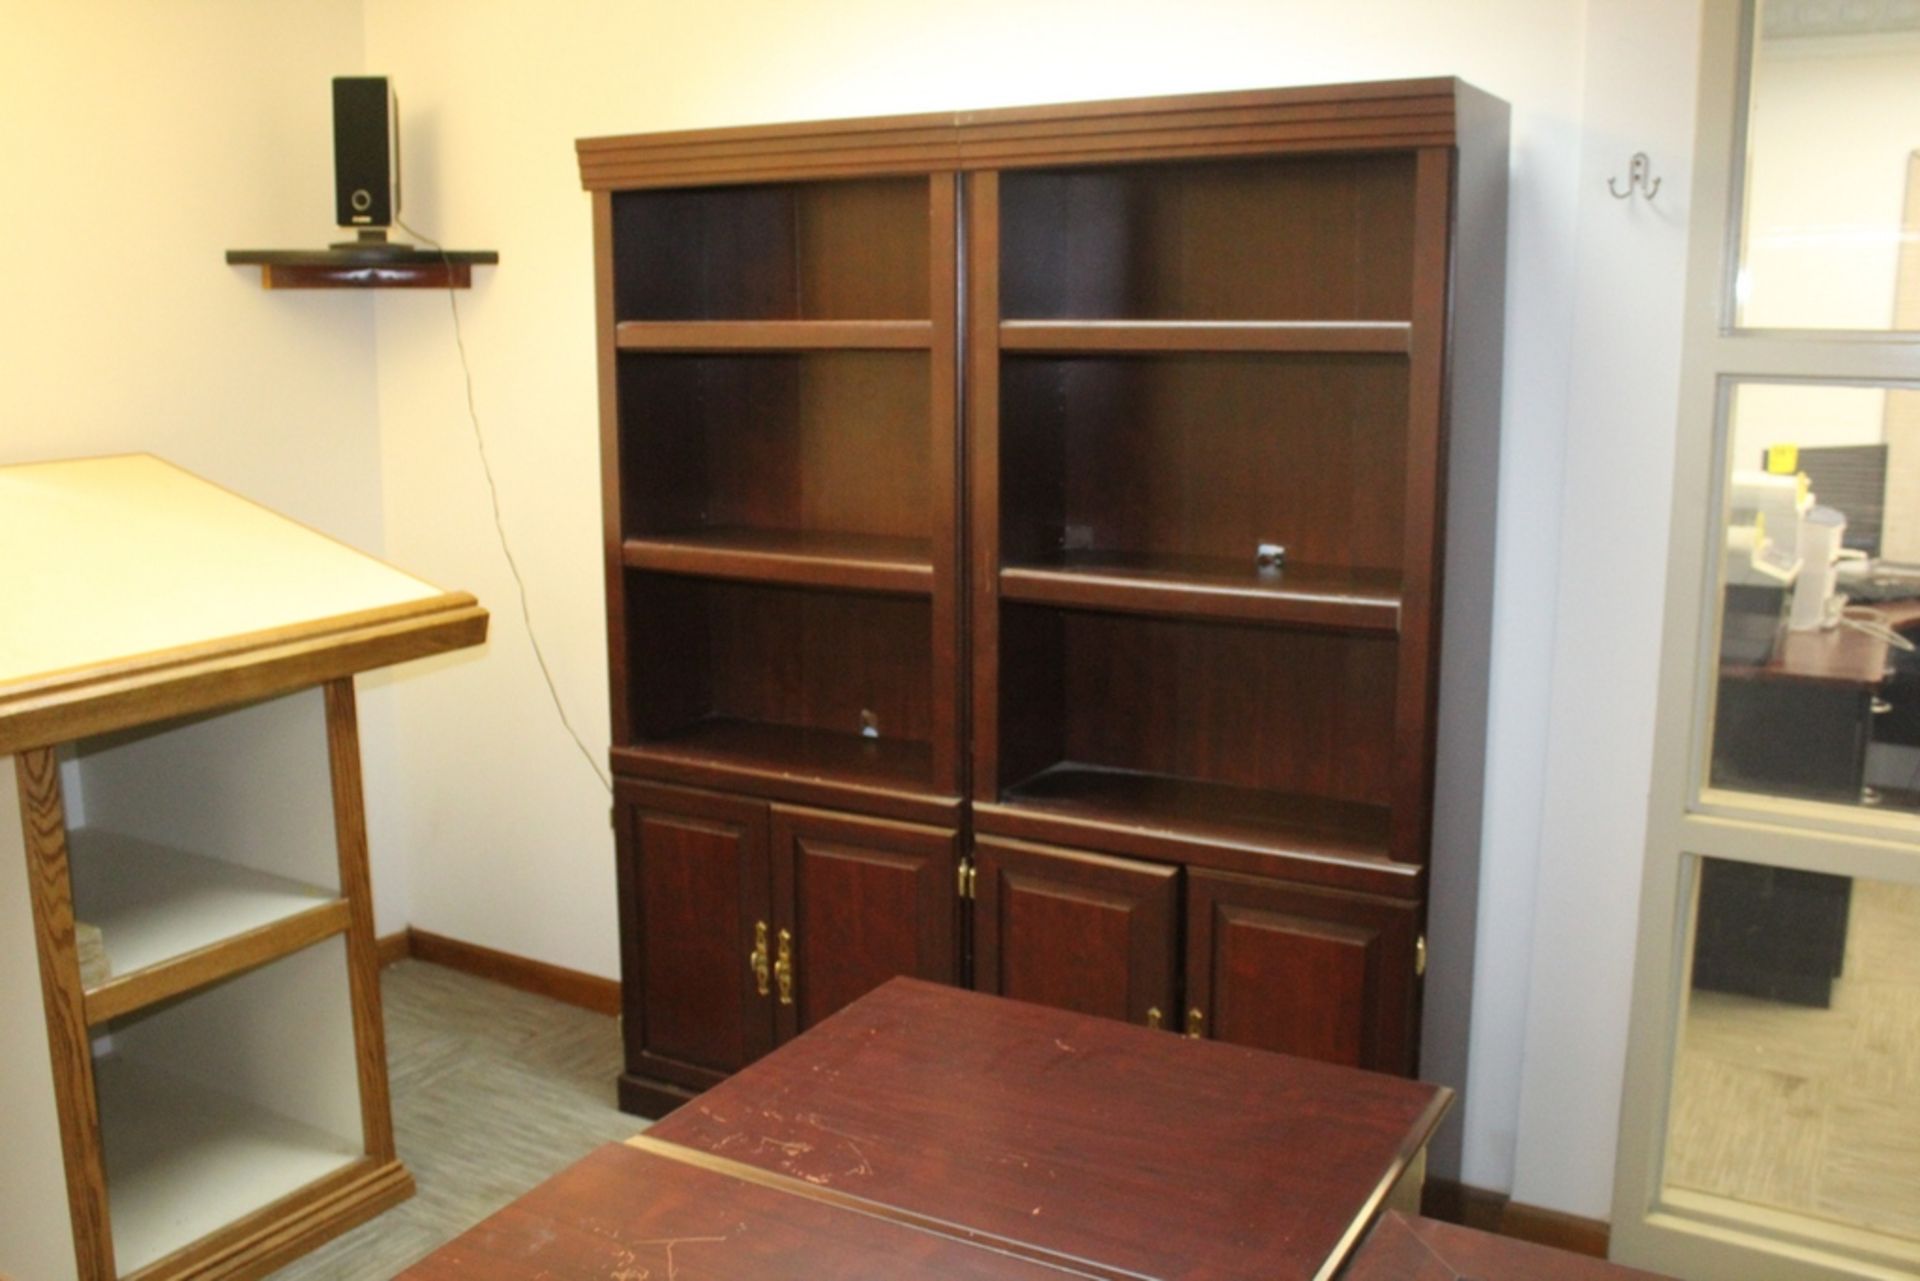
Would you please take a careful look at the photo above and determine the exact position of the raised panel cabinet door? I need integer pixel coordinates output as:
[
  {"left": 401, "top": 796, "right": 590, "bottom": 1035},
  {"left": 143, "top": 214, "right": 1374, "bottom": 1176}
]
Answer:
[
  {"left": 616, "top": 781, "right": 773, "bottom": 1092},
  {"left": 972, "top": 837, "right": 1179, "bottom": 1030},
  {"left": 768, "top": 805, "right": 960, "bottom": 1041},
  {"left": 1186, "top": 868, "right": 1419, "bottom": 1074}
]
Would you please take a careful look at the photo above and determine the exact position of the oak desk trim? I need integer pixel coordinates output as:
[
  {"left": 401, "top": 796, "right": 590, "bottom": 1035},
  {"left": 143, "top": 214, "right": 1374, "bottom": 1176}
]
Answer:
[{"left": 0, "top": 454, "right": 490, "bottom": 754}]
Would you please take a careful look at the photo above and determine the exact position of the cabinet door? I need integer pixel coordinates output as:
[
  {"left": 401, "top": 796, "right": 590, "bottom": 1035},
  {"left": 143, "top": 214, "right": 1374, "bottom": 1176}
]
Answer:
[
  {"left": 1186, "top": 868, "right": 1419, "bottom": 1074},
  {"left": 972, "top": 837, "right": 1178, "bottom": 1030},
  {"left": 617, "top": 782, "right": 773, "bottom": 1095},
  {"left": 769, "top": 805, "right": 959, "bottom": 1041}
]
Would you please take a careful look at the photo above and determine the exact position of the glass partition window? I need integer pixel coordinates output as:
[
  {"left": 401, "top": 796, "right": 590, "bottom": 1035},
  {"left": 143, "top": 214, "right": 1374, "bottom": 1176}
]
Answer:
[
  {"left": 1736, "top": 3, "right": 1920, "bottom": 331},
  {"left": 1615, "top": 2, "right": 1920, "bottom": 1275},
  {"left": 1667, "top": 856, "right": 1920, "bottom": 1244},
  {"left": 1708, "top": 382, "right": 1920, "bottom": 811}
]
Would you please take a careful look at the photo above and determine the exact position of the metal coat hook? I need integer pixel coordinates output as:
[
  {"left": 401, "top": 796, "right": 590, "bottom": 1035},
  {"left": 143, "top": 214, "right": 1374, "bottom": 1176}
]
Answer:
[{"left": 1608, "top": 153, "right": 1661, "bottom": 201}]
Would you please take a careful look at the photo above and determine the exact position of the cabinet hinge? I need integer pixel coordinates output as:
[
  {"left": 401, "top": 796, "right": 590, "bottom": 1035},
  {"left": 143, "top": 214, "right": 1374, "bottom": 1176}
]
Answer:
[
  {"left": 1416, "top": 934, "right": 1428, "bottom": 978},
  {"left": 957, "top": 857, "right": 977, "bottom": 900}
]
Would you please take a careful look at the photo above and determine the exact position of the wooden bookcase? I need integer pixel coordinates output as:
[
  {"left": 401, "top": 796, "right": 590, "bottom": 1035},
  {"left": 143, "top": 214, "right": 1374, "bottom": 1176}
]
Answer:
[
  {"left": 0, "top": 455, "right": 487, "bottom": 1281},
  {"left": 579, "top": 78, "right": 1507, "bottom": 1110}
]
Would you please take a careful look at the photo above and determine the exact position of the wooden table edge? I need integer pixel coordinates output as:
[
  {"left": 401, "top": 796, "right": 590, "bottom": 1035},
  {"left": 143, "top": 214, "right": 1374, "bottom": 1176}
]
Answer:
[{"left": 1312, "top": 1084, "right": 1456, "bottom": 1281}]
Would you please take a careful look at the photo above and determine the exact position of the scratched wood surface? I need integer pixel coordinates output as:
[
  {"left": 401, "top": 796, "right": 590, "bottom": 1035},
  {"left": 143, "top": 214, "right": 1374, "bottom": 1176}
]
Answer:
[
  {"left": 647, "top": 977, "right": 1450, "bottom": 1281},
  {"left": 1337, "top": 1212, "right": 1676, "bottom": 1280},
  {"left": 394, "top": 1141, "right": 1077, "bottom": 1280}
]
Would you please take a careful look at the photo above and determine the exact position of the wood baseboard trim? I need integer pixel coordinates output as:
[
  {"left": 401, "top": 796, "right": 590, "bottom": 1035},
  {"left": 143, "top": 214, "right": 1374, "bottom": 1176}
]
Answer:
[
  {"left": 404, "top": 928, "right": 622, "bottom": 1017},
  {"left": 1422, "top": 1178, "right": 1610, "bottom": 1259},
  {"left": 1499, "top": 1200, "right": 1612, "bottom": 1259},
  {"left": 375, "top": 929, "right": 413, "bottom": 969}
]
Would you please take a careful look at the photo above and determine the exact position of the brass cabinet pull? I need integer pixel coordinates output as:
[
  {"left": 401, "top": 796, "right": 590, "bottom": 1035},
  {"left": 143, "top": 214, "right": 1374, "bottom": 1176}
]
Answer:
[
  {"left": 1146, "top": 1006, "right": 1163, "bottom": 1030},
  {"left": 750, "top": 921, "right": 771, "bottom": 997},
  {"left": 1184, "top": 1007, "right": 1204, "bottom": 1039},
  {"left": 774, "top": 928, "right": 795, "bottom": 1006}
]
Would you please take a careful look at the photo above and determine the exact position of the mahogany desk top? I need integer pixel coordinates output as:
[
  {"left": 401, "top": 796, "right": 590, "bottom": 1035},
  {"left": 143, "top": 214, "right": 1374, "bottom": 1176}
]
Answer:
[{"left": 406, "top": 978, "right": 1452, "bottom": 1280}]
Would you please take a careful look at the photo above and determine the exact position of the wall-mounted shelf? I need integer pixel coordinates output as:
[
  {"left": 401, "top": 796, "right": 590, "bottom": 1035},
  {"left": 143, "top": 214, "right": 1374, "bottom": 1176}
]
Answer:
[{"left": 225, "top": 246, "right": 498, "bottom": 289}]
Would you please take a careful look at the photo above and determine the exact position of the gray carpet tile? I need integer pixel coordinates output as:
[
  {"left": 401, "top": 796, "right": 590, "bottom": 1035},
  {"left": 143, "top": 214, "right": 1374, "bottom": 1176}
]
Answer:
[
  {"left": 1666, "top": 878, "right": 1920, "bottom": 1244},
  {"left": 268, "top": 959, "right": 644, "bottom": 1280}
]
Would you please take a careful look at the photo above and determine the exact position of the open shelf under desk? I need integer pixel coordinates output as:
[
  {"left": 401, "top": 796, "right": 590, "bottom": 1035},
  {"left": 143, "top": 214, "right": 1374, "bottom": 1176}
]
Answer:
[
  {"left": 999, "top": 552, "right": 1401, "bottom": 632},
  {"left": 623, "top": 529, "right": 934, "bottom": 595},
  {"left": 998, "top": 319, "right": 1413, "bottom": 354},
  {"left": 615, "top": 319, "right": 936, "bottom": 350},
  {"left": 69, "top": 830, "right": 347, "bottom": 1026},
  {"left": 615, "top": 718, "right": 957, "bottom": 825},
  {"left": 982, "top": 763, "right": 1415, "bottom": 896},
  {"left": 95, "top": 1056, "right": 363, "bottom": 1277}
]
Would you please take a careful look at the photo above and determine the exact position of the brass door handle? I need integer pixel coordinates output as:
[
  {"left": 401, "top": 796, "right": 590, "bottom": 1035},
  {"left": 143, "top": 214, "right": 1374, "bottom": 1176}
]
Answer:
[
  {"left": 774, "top": 928, "right": 794, "bottom": 1006},
  {"left": 1185, "top": 1006, "right": 1204, "bottom": 1039},
  {"left": 750, "top": 922, "right": 771, "bottom": 997}
]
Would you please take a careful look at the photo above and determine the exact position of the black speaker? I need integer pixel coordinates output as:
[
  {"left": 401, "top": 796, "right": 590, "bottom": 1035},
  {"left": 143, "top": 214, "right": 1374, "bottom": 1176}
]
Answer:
[{"left": 332, "top": 77, "right": 399, "bottom": 229}]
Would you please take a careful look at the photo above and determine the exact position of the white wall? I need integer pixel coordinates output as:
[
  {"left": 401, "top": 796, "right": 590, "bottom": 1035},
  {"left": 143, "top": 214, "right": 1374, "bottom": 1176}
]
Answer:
[
  {"left": 360, "top": 0, "right": 1591, "bottom": 1194},
  {"left": 1508, "top": 0, "right": 1705, "bottom": 1219},
  {"left": 0, "top": 0, "right": 426, "bottom": 933},
  {"left": 0, "top": 0, "right": 1732, "bottom": 1225}
]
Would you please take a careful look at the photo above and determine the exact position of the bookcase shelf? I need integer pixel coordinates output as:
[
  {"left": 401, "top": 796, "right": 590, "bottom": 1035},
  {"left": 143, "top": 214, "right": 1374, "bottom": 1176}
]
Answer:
[
  {"left": 622, "top": 529, "right": 932, "bottom": 595},
  {"left": 999, "top": 552, "right": 1401, "bottom": 632},
  {"left": 994, "top": 761, "right": 1395, "bottom": 872},
  {"left": 998, "top": 319, "right": 1412, "bottom": 355},
  {"left": 616, "top": 320, "right": 935, "bottom": 350},
  {"left": 616, "top": 718, "right": 935, "bottom": 797}
]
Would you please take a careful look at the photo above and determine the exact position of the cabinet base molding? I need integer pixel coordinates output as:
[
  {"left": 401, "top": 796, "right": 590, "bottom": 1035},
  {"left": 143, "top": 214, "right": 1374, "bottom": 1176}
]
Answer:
[
  {"left": 130, "top": 1156, "right": 413, "bottom": 1281},
  {"left": 375, "top": 929, "right": 412, "bottom": 969},
  {"left": 617, "top": 1073, "right": 699, "bottom": 1119},
  {"left": 384, "top": 928, "right": 621, "bottom": 1017},
  {"left": 1420, "top": 1179, "right": 1610, "bottom": 1259}
]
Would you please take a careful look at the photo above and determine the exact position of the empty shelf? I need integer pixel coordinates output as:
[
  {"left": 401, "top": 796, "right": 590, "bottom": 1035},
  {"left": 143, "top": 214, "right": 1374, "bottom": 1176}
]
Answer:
[
  {"left": 624, "top": 529, "right": 933, "bottom": 594},
  {"left": 95, "top": 1055, "right": 363, "bottom": 1276},
  {"left": 997, "top": 762, "right": 1394, "bottom": 869},
  {"left": 1000, "top": 551, "right": 1401, "bottom": 632},
  {"left": 998, "top": 320, "right": 1412, "bottom": 354},
  {"left": 68, "top": 829, "right": 345, "bottom": 1024}
]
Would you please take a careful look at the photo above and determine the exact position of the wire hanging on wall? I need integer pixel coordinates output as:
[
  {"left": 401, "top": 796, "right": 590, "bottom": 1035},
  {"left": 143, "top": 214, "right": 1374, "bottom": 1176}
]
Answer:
[{"left": 398, "top": 213, "right": 615, "bottom": 798}]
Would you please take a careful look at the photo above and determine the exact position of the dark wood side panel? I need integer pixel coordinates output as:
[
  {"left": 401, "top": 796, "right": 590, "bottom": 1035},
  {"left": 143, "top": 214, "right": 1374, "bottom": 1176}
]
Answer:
[
  {"left": 972, "top": 837, "right": 1178, "bottom": 1030},
  {"left": 1187, "top": 867, "right": 1419, "bottom": 1074},
  {"left": 769, "top": 806, "right": 959, "bottom": 1040},
  {"left": 966, "top": 170, "right": 1004, "bottom": 804},
  {"left": 1387, "top": 146, "right": 1455, "bottom": 866},
  {"left": 927, "top": 172, "right": 964, "bottom": 795},
  {"left": 593, "top": 191, "right": 633, "bottom": 752},
  {"left": 616, "top": 781, "right": 772, "bottom": 1096}
]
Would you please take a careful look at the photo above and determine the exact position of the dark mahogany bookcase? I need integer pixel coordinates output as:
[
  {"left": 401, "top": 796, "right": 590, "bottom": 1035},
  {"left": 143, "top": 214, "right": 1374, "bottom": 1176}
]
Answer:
[{"left": 578, "top": 79, "right": 1506, "bottom": 1114}]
